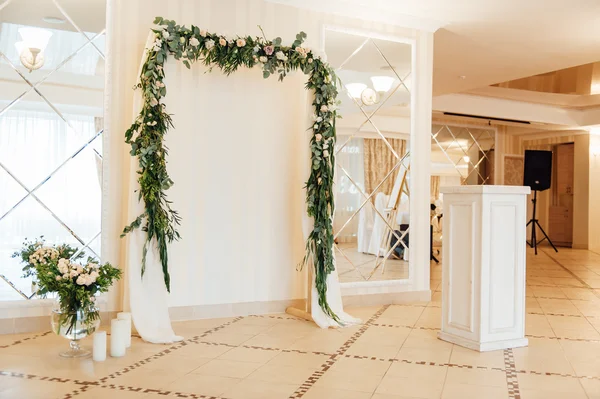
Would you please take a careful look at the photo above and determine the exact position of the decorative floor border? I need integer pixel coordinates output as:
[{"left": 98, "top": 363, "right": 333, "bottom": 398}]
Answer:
[
  {"left": 288, "top": 305, "right": 389, "bottom": 399},
  {"left": 2, "top": 281, "right": 600, "bottom": 399},
  {"left": 504, "top": 349, "right": 521, "bottom": 399},
  {"left": 0, "top": 330, "right": 52, "bottom": 348}
]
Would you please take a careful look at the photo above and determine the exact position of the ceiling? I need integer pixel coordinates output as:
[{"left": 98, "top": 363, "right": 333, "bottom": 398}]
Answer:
[
  {"left": 4, "top": 0, "right": 600, "bottom": 100},
  {"left": 0, "top": 0, "right": 106, "bottom": 33},
  {"left": 274, "top": 0, "right": 600, "bottom": 96}
]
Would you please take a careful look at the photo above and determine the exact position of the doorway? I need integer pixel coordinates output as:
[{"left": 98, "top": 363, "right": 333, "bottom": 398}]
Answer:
[{"left": 549, "top": 143, "right": 574, "bottom": 247}]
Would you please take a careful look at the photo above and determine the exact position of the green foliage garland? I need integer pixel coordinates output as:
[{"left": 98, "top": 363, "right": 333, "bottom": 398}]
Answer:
[{"left": 122, "top": 17, "right": 340, "bottom": 321}]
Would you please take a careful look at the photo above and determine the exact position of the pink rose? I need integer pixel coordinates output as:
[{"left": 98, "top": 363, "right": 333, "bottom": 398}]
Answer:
[{"left": 264, "top": 45, "right": 274, "bottom": 55}]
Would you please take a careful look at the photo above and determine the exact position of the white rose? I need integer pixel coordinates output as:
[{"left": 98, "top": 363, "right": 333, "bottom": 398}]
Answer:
[
  {"left": 275, "top": 51, "right": 288, "bottom": 61},
  {"left": 313, "top": 124, "right": 319, "bottom": 130},
  {"left": 323, "top": 143, "right": 329, "bottom": 150},
  {"left": 76, "top": 275, "right": 86, "bottom": 285},
  {"left": 320, "top": 105, "right": 328, "bottom": 112},
  {"left": 76, "top": 265, "right": 84, "bottom": 274},
  {"left": 70, "top": 269, "right": 79, "bottom": 277},
  {"left": 323, "top": 150, "right": 330, "bottom": 157},
  {"left": 90, "top": 271, "right": 99, "bottom": 279},
  {"left": 189, "top": 37, "right": 200, "bottom": 47},
  {"left": 200, "top": 29, "right": 207, "bottom": 37},
  {"left": 316, "top": 116, "right": 322, "bottom": 123},
  {"left": 85, "top": 276, "right": 94, "bottom": 286},
  {"left": 63, "top": 273, "right": 69, "bottom": 279},
  {"left": 259, "top": 56, "right": 268, "bottom": 63},
  {"left": 162, "top": 30, "right": 170, "bottom": 39},
  {"left": 308, "top": 58, "right": 313, "bottom": 64},
  {"left": 205, "top": 39, "right": 215, "bottom": 50},
  {"left": 236, "top": 38, "right": 246, "bottom": 47},
  {"left": 56, "top": 276, "right": 62, "bottom": 281},
  {"left": 219, "top": 37, "right": 227, "bottom": 46},
  {"left": 150, "top": 98, "right": 158, "bottom": 107},
  {"left": 179, "top": 36, "right": 186, "bottom": 44},
  {"left": 253, "top": 45, "right": 260, "bottom": 53},
  {"left": 315, "top": 134, "right": 323, "bottom": 142}
]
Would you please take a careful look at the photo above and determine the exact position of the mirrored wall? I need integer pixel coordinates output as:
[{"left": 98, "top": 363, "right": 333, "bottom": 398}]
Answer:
[
  {"left": 325, "top": 28, "right": 412, "bottom": 284},
  {"left": 430, "top": 123, "right": 496, "bottom": 251},
  {"left": 0, "top": 0, "right": 105, "bottom": 300}
]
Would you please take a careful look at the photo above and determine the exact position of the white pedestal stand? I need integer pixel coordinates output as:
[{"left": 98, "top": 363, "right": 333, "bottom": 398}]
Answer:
[{"left": 438, "top": 185, "right": 530, "bottom": 352}]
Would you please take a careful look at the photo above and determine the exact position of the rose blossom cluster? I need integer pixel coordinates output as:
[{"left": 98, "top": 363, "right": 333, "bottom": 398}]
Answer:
[
  {"left": 28, "top": 246, "right": 59, "bottom": 265},
  {"left": 56, "top": 259, "right": 100, "bottom": 286}
]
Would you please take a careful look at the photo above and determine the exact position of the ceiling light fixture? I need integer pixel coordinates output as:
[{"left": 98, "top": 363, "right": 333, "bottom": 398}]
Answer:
[
  {"left": 370, "top": 76, "right": 395, "bottom": 93},
  {"left": 345, "top": 77, "right": 395, "bottom": 107},
  {"left": 14, "top": 27, "right": 52, "bottom": 72},
  {"left": 345, "top": 83, "right": 367, "bottom": 99}
]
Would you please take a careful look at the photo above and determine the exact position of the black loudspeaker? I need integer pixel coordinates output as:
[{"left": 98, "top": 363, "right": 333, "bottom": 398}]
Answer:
[{"left": 523, "top": 150, "right": 552, "bottom": 191}]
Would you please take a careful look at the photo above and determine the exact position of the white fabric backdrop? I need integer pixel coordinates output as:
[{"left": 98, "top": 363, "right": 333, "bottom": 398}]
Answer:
[
  {"left": 124, "top": 35, "right": 358, "bottom": 341},
  {"left": 105, "top": 0, "right": 418, "bottom": 332}
]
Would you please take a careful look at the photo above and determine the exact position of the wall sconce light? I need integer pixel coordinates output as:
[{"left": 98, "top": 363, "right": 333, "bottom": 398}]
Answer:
[
  {"left": 463, "top": 156, "right": 470, "bottom": 163},
  {"left": 370, "top": 76, "right": 395, "bottom": 93},
  {"left": 345, "top": 83, "right": 367, "bottom": 99},
  {"left": 14, "top": 27, "right": 53, "bottom": 72},
  {"left": 345, "top": 76, "right": 395, "bottom": 107}
]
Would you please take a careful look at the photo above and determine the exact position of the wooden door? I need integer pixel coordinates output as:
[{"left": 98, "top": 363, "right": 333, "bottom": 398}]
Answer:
[{"left": 549, "top": 143, "right": 574, "bottom": 246}]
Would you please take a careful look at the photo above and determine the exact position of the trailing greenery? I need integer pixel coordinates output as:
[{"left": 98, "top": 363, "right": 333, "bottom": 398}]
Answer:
[
  {"left": 13, "top": 238, "right": 123, "bottom": 335},
  {"left": 122, "top": 17, "right": 341, "bottom": 322}
]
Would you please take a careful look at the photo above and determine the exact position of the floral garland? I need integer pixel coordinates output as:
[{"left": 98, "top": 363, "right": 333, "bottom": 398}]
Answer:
[{"left": 122, "top": 17, "right": 340, "bottom": 321}]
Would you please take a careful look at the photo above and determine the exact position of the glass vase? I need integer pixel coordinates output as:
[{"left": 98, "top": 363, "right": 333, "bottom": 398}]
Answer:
[{"left": 50, "top": 302, "right": 100, "bottom": 358}]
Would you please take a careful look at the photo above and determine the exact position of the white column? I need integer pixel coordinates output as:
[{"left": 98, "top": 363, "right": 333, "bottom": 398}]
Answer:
[
  {"left": 438, "top": 185, "right": 530, "bottom": 352},
  {"left": 409, "top": 30, "right": 434, "bottom": 294}
]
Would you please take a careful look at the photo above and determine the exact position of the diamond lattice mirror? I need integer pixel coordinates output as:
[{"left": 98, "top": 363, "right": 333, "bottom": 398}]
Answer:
[
  {"left": 0, "top": 0, "right": 105, "bottom": 300},
  {"left": 325, "top": 28, "right": 412, "bottom": 283}
]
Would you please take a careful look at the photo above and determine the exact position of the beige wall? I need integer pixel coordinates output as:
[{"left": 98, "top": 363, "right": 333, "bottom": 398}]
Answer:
[
  {"left": 573, "top": 135, "right": 590, "bottom": 249},
  {"left": 588, "top": 134, "right": 600, "bottom": 252},
  {"left": 498, "top": 128, "right": 591, "bottom": 249}
]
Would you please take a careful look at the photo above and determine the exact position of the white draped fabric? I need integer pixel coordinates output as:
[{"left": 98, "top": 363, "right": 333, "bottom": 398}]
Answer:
[
  {"left": 301, "top": 94, "right": 360, "bottom": 328},
  {"left": 125, "top": 34, "right": 182, "bottom": 343},
  {"left": 124, "top": 34, "right": 357, "bottom": 341}
]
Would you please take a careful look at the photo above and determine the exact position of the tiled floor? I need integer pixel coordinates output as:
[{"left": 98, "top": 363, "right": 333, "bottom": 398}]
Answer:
[
  {"left": 336, "top": 242, "right": 410, "bottom": 283},
  {"left": 2, "top": 247, "right": 600, "bottom": 398}
]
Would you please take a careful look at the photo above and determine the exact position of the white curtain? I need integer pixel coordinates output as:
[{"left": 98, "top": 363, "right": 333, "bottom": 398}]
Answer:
[
  {"left": 0, "top": 109, "right": 101, "bottom": 299},
  {"left": 334, "top": 137, "right": 364, "bottom": 243}
]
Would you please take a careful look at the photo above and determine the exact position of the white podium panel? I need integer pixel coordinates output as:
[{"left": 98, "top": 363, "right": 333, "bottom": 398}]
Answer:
[{"left": 438, "top": 185, "right": 530, "bottom": 352}]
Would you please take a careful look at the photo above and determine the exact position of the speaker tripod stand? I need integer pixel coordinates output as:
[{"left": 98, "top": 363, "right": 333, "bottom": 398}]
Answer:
[{"left": 526, "top": 190, "right": 558, "bottom": 255}]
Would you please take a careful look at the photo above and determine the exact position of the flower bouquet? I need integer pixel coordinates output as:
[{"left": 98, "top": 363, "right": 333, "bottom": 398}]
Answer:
[{"left": 13, "top": 238, "right": 122, "bottom": 357}]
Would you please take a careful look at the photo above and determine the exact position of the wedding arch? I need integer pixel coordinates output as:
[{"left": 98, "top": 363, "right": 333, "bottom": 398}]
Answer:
[{"left": 122, "top": 17, "right": 340, "bottom": 320}]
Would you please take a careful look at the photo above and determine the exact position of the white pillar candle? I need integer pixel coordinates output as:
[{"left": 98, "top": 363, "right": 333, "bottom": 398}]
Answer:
[
  {"left": 92, "top": 331, "right": 107, "bottom": 362},
  {"left": 110, "top": 319, "right": 127, "bottom": 357},
  {"left": 117, "top": 312, "right": 132, "bottom": 348}
]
